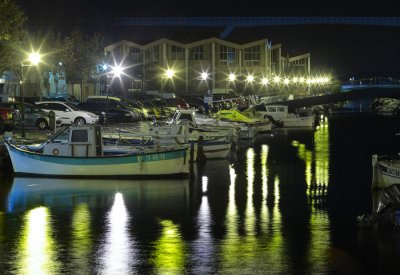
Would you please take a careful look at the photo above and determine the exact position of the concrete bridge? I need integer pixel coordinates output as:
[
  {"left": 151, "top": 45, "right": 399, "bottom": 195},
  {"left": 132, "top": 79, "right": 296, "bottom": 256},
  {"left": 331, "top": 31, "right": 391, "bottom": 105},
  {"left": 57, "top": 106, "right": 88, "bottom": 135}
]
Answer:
[{"left": 268, "top": 77, "right": 400, "bottom": 109}]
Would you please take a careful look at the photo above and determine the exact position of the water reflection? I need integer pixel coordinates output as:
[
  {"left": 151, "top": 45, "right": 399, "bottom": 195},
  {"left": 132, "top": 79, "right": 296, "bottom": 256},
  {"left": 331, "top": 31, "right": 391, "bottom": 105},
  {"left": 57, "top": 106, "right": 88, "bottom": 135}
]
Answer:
[
  {"left": 14, "top": 206, "right": 60, "bottom": 274},
  {"left": 70, "top": 203, "right": 92, "bottom": 274},
  {"left": 98, "top": 192, "right": 134, "bottom": 274},
  {"left": 152, "top": 220, "right": 185, "bottom": 273}
]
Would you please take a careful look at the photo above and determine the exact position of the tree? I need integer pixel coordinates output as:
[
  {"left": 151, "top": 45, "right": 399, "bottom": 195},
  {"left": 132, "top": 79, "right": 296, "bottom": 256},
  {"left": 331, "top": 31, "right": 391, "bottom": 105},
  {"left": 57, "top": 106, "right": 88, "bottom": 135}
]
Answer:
[
  {"left": 59, "top": 28, "right": 107, "bottom": 99},
  {"left": 0, "top": 0, "right": 26, "bottom": 74}
]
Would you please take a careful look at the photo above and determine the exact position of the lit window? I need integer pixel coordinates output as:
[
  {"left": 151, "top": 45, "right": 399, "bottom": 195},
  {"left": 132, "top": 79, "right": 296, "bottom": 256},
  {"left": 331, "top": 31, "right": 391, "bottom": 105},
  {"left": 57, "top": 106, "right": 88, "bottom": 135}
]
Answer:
[
  {"left": 171, "top": 45, "right": 185, "bottom": 60},
  {"left": 190, "top": 46, "right": 205, "bottom": 60},
  {"left": 219, "top": 45, "right": 236, "bottom": 66},
  {"left": 244, "top": 46, "right": 260, "bottom": 66}
]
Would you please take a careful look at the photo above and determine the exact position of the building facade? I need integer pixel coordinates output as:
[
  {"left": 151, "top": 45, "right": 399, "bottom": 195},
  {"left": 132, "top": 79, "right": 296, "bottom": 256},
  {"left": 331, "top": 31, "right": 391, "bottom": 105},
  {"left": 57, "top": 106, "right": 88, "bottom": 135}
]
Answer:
[{"left": 104, "top": 37, "right": 310, "bottom": 95}]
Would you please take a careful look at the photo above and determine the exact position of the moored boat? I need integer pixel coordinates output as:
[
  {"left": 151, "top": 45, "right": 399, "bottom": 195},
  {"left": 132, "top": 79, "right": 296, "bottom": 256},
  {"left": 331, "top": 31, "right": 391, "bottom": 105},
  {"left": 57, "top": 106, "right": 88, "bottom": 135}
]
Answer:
[
  {"left": 372, "top": 154, "right": 400, "bottom": 189},
  {"left": 3, "top": 125, "right": 190, "bottom": 178}
]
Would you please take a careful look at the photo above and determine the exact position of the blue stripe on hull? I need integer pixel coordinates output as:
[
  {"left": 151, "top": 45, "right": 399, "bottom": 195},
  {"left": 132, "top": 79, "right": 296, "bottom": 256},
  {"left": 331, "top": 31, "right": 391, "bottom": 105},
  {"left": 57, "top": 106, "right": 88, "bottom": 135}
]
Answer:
[{"left": 6, "top": 141, "right": 187, "bottom": 166}]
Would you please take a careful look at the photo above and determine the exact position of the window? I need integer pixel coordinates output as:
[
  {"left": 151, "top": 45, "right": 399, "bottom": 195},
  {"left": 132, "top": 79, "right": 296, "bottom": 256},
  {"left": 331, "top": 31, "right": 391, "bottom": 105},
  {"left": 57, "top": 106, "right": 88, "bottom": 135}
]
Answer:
[
  {"left": 129, "top": 47, "right": 142, "bottom": 63},
  {"left": 171, "top": 45, "right": 185, "bottom": 60},
  {"left": 244, "top": 45, "right": 261, "bottom": 66},
  {"left": 219, "top": 45, "right": 236, "bottom": 66},
  {"left": 71, "top": 129, "right": 88, "bottom": 142},
  {"left": 148, "top": 46, "right": 159, "bottom": 64},
  {"left": 190, "top": 46, "right": 204, "bottom": 60}
]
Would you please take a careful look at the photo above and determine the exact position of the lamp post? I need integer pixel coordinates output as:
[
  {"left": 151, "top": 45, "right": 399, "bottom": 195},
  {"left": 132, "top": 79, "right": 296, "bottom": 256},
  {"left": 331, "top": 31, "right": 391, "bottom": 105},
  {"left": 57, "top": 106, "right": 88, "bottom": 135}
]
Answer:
[
  {"left": 21, "top": 52, "right": 41, "bottom": 138},
  {"left": 161, "top": 69, "right": 174, "bottom": 117}
]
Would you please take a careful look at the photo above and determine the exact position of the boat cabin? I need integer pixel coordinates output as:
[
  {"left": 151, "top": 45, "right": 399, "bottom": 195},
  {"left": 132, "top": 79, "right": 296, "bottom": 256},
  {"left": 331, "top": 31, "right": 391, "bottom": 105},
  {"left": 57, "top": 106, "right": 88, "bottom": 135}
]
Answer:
[{"left": 43, "top": 125, "right": 103, "bottom": 157}]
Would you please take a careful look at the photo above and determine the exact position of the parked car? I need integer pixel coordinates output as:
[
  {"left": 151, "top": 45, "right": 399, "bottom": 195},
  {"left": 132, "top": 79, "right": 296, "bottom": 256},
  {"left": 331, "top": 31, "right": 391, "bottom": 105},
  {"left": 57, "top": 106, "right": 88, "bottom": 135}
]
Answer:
[
  {"left": 34, "top": 101, "right": 99, "bottom": 125},
  {"left": 86, "top": 96, "right": 147, "bottom": 120},
  {"left": 0, "top": 106, "right": 15, "bottom": 134},
  {"left": 0, "top": 101, "right": 62, "bottom": 130},
  {"left": 45, "top": 94, "right": 81, "bottom": 105},
  {"left": 78, "top": 100, "right": 140, "bottom": 124}
]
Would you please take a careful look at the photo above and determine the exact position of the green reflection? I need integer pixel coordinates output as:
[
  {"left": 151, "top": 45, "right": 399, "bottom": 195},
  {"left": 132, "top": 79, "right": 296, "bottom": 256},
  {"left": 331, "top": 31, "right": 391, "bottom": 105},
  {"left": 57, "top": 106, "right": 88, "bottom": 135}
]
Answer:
[
  {"left": 221, "top": 147, "right": 286, "bottom": 273},
  {"left": 291, "top": 124, "right": 331, "bottom": 273},
  {"left": 314, "top": 121, "right": 330, "bottom": 190},
  {"left": 15, "top": 206, "right": 60, "bottom": 274},
  {"left": 291, "top": 124, "right": 330, "bottom": 206},
  {"left": 153, "top": 220, "right": 185, "bottom": 273},
  {"left": 70, "top": 203, "right": 92, "bottom": 273}
]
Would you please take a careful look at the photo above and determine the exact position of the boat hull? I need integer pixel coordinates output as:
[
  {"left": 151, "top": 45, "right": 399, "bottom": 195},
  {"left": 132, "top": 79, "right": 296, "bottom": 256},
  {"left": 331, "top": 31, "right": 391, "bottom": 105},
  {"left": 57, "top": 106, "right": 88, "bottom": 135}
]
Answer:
[
  {"left": 4, "top": 140, "right": 190, "bottom": 178},
  {"left": 203, "top": 142, "right": 232, "bottom": 159},
  {"left": 372, "top": 155, "right": 400, "bottom": 189}
]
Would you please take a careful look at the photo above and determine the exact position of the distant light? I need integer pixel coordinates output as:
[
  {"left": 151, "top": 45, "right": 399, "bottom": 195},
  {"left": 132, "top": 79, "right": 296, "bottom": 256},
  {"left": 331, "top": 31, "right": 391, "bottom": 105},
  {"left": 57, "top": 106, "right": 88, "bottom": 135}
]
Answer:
[
  {"left": 111, "top": 65, "right": 122, "bottom": 77},
  {"left": 273, "top": 76, "right": 281, "bottom": 84},
  {"left": 228, "top": 73, "right": 236, "bottom": 82},
  {"left": 283, "top": 78, "right": 290, "bottom": 85},
  {"left": 102, "top": 64, "right": 108, "bottom": 71},
  {"left": 165, "top": 69, "right": 175, "bottom": 79},
  {"left": 28, "top": 52, "right": 41, "bottom": 65},
  {"left": 246, "top": 75, "right": 254, "bottom": 82},
  {"left": 59, "top": 62, "right": 63, "bottom": 66},
  {"left": 261, "top": 77, "right": 269, "bottom": 85},
  {"left": 200, "top": 72, "right": 208, "bottom": 81}
]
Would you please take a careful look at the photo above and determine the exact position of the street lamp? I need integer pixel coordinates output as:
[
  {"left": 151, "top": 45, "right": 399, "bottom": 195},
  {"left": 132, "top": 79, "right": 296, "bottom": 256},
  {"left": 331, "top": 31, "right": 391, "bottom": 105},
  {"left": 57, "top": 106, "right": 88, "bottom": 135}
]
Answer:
[
  {"left": 161, "top": 68, "right": 175, "bottom": 117},
  {"left": 21, "top": 51, "right": 41, "bottom": 138}
]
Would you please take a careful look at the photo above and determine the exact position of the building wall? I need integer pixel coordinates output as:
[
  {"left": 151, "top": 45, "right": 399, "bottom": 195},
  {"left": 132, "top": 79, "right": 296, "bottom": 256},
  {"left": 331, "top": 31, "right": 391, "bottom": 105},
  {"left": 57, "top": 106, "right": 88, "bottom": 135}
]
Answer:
[{"left": 104, "top": 37, "right": 311, "bottom": 95}]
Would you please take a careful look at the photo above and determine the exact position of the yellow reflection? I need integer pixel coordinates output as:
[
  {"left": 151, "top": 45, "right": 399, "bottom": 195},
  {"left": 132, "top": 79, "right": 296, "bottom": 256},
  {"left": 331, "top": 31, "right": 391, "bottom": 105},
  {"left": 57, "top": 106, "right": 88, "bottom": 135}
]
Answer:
[
  {"left": 314, "top": 122, "right": 330, "bottom": 191},
  {"left": 15, "top": 206, "right": 60, "bottom": 274},
  {"left": 100, "top": 192, "right": 134, "bottom": 274},
  {"left": 220, "top": 147, "right": 286, "bottom": 273},
  {"left": 153, "top": 220, "right": 185, "bottom": 273},
  {"left": 291, "top": 125, "right": 331, "bottom": 273},
  {"left": 261, "top": 145, "right": 269, "bottom": 232},
  {"left": 70, "top": 203, "right": 92, "bottom": 273},
  {"left": 292, "top": 140, "right": 313, "bottom": 188}
]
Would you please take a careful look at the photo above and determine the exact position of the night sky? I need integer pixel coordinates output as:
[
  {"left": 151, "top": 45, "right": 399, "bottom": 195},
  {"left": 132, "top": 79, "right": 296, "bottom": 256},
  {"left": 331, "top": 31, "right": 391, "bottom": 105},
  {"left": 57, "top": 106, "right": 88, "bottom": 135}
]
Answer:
[{"left": 14, "top": 0, "right": 400, "bottom": 80}]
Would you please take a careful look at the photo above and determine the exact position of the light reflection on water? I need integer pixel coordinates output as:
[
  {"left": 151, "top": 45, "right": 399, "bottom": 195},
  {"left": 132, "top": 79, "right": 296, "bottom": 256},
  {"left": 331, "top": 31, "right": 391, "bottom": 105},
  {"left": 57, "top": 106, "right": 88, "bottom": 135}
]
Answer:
[
  {"left": 1, "top": 115, "right": 400, "bottom": 273},
  {"left": 98, "top": 192, "right": 134, "bottom": 274},
  {"left": 14, "top": 206, "right": 60, "bottom": 275}
]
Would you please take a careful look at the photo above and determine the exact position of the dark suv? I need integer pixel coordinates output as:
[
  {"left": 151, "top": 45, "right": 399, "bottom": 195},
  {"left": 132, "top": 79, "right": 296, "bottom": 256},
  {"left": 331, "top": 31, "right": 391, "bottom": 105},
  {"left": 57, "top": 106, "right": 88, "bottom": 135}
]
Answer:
[
  {"left": 78, "top": 100, "right": 140, "bottom": 124},
  {"left": 0, "top": 107, "right": 15, "bottom": 134}
]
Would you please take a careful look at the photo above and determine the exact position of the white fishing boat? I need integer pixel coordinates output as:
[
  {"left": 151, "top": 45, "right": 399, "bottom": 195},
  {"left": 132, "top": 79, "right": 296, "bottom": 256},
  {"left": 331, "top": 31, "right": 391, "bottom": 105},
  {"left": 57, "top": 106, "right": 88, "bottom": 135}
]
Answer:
[
  {"left": 102, "top": 121, "right": 231, "bottom": 160},
  {"left": 166, "top": 110, "right": 234, "bottom": 159},
  {"left": 247, "top": 104, "right": 316, "bottom": 128},
  {"left": 372, "top": 153, "right": 400, "bottom": 189},
  {"left": 3, "top": 125, "right": 190, "bottom": 178}
]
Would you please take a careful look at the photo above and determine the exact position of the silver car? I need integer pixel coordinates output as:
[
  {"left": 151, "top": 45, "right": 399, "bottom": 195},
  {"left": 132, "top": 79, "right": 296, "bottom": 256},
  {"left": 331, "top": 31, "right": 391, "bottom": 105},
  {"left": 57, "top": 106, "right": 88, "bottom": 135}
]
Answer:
[{"left": 0, "top": 101, "right": 62, "bottom": 130}]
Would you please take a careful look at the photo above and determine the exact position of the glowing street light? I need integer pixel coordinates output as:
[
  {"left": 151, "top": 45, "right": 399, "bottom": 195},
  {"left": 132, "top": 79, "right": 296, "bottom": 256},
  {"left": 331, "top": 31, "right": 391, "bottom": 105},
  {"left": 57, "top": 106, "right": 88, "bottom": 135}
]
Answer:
[
  {"left": 111, "top": 65, "right": 123, "bottom": 78},
  {"left": 273, "top": 75, "right": 281, "bottom": 84},
  {"left": 261, "top": 77, "right": 269, "bottom": 86},
  {"left": 21, "top": 51, "right": 42, "bottom": 138},
  {"left": 246, "top": 75, "right": 254, "bottom": 83},
  {"left": 165, "top": 69, "right": 175, "bottom": 79},
  {"left": 228, "top": 73, "right": 236, "bottom": 82},
  {"left": 200, "top": 72, "right": 208, "bottom": 81}
]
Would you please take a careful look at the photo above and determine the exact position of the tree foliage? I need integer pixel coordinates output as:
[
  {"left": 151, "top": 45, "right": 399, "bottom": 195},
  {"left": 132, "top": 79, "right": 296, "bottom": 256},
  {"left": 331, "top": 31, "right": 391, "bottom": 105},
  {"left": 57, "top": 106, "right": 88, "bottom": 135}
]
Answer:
[
  {"left": 0, "top": 0, "right": 26, "bottom": 73},
  {"left": 60, "top": 28, "right": 107, "bottom": 84}
]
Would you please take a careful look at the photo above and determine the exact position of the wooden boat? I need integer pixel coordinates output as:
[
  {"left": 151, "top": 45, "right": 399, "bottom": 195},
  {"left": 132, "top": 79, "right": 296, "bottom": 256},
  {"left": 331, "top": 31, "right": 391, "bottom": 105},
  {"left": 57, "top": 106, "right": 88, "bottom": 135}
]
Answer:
[
  {"left": 3, "top": 125, "right": 190, "bottom": 178},
  {"left": 372, "top": 154, "right": 400, "bottom": 189}
]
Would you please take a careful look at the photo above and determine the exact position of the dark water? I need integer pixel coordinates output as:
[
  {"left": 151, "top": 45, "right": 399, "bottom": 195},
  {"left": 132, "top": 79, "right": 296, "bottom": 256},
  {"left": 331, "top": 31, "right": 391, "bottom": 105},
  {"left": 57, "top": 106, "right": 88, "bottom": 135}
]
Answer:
[{"left": 1, "top": 113, "right": 400, "bottom": 274}]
